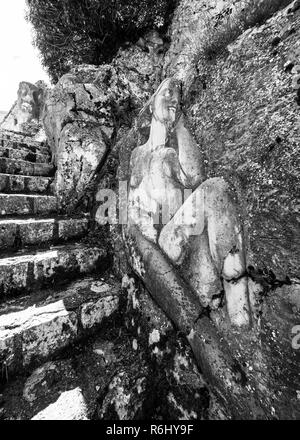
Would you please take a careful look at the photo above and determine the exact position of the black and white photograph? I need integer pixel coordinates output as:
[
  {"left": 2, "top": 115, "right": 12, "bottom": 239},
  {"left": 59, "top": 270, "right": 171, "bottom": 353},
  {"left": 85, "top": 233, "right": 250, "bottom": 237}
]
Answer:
[{"left": 0, "top": 0, "right": 299, "bottom": 424}]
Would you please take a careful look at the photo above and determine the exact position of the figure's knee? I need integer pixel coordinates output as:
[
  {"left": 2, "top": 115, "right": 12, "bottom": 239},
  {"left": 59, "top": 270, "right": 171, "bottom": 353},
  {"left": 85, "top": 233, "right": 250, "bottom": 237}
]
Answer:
[
  {"left": 159, "top": 224, "right": 187, "bottom": 265},
  {"left": 195, "top": 177, "right": 238, "bottom": 226}
]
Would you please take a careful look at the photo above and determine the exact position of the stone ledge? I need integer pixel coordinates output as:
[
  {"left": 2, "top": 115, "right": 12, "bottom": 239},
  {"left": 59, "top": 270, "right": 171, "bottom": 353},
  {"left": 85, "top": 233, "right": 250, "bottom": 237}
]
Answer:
[
  {"left": 0, "top": 158, "right": 54, "bottom": 177},
  {"left": 0, "top": 244, "right": 107, "bottom": 297},
  {"left": 0, "top": 216, "right": 89, "bottom": 249},
  {"left": 0, "top": 148, "right": 50, "bottom": 164},
  {"left": 0, "top": 277, "right": 121, "bottom": 374},
  {"left": 0, "top": 131, "right": 47, "bottom": 150},
  {"left": 0, "top": 194, "right": 57, "bottom": 216},
  {"left": 0, "top": 174, "right": 53, "bottom": 195}
]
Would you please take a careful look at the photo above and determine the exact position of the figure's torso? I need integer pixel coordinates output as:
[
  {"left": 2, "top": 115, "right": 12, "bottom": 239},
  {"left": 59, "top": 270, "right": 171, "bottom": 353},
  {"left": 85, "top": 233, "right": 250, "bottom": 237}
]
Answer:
[{"left": 128, "top": 143, "right": 184, "bottom": 241}]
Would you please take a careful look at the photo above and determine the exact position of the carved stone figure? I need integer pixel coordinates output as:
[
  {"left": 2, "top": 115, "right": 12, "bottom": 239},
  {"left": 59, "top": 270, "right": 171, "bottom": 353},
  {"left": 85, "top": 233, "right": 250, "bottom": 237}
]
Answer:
[
  {"left": 128, "top": 78, "right": 251, "bottom": 327},
  {"left": 1, "top": 81, "right": 44, "bottom": 132}
]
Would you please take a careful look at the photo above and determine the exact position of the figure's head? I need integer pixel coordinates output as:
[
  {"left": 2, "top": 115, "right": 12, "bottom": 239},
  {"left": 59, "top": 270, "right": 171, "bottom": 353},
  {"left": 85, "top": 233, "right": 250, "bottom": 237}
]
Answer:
[
  {"left": 150, "top": 78, "right": 181, "bottom": 127},
  {"left": 17, "top": 82, "right": 43, "bottom": 124},
  {"left": 138, "top": 78, "right": 182, "bottom": 135}
]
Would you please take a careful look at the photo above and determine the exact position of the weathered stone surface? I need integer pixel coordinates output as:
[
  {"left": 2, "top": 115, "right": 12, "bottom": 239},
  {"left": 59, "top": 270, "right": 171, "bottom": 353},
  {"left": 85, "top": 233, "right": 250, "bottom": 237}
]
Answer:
[
  {"left": 114, "top": 1, "right": 300, "bottom": 419},
  {"left": 0, "top": 133, "right": 48, "bottom": 153},
  {"left": 0, "top": 158, "right": 54, "bottom": 177},
  {"left": 55, "top": 121, "right": 108, "bottom": 211},
  {"left": 0, "top": 300, "right": 77, "bottom": 371},
  {"left": 184, "top": 2, "right": 300, "bottom": 280},
  {"left": 81, "top": 295, "right": 119, "bottom": 330},
  {"left": 58, "top": 217, "right": 90, "bottom": 241},
  {"left": 121, "top": 226, "right": 299, "bottom": 419},
  {"left": 1, "top": 325, "right": 150, "bottom": 420},
  {"left": 0, "top": 174, "right": 53, "bottom": 194},
  {"left": 31, "top": 388, "right": 89, "bottom": 420},
  {"left": 43, "top": 33, "right": 166, "bottom": 211},
  {"left": 1, "top": 82, "right": 45, "bottom": 133},
  {"left": 0, "top": 221, "right": 17, "bottom": 249},
  {"left": 98, "top": 369, "right": 149, "bottom": 420},
  {"left": 43, "top": 66, "right": 113, "bottom": 210},
  {"left": 23, "top": 361, "right": 77, "bottom": 405},
  {"left": 92, "top": 341, "right": 117, "bottom": 365},
  {"left": 123, "top": 275, "right": 211, "bottom": 420},
  {"left": 0, "top": 277, "right": 121, "bottom": 373},
  {"left": 0, "top": 216, "right": 89, "bottom": 250},
  {"left": 0, "top": 244, "right": 107, "bottom": 296},
  {"left": 0, "top": 194, "right": 57, "bottom": 216},
  {"left": 0, "top": 147, "right": 50, "bottom": 163},
  {"left": 163, "top": 0, "right": 238, "bottom": 82}
]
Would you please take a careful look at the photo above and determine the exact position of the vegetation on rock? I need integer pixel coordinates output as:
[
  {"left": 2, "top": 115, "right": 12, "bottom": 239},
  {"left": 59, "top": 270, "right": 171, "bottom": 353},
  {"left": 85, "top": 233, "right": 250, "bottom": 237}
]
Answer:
[
  {"left": 192, "top": 0, "right": 294, "bottom": 64},
  {"left": 26, "top": 0, "right": 177, "bottom": 82}
]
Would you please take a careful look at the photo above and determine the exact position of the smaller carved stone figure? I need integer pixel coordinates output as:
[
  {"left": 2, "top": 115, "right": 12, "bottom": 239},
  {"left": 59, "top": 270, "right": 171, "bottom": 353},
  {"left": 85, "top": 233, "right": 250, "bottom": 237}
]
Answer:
[
  {"left": 17, "top": 81, "right": 44, "bottom": 126},
  {"left": 128, "top": 78, "right": 251, "bottom": 327},
  {"left": 1, "top": 81, "right": 44, "bottom": 132}
]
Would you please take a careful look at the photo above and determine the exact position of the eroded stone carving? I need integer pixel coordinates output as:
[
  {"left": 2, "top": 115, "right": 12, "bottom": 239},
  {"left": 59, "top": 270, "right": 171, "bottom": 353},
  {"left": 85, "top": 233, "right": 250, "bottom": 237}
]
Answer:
[
  {"left": 128, "top": 78, "right": 251, "bottom": 327},
  {"left": 1, "top": 82, "right": 44, "bottom": 132}
]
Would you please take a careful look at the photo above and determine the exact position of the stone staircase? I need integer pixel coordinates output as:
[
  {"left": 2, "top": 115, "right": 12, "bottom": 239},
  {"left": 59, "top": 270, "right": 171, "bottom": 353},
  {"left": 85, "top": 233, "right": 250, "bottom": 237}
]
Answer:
[{"left": 0, "top": 131, "right": 122, "bottom": 419}]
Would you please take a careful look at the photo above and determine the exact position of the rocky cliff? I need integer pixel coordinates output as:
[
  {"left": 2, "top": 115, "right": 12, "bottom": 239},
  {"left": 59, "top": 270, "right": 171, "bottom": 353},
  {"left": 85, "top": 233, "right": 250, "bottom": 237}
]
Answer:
[{"left": 19, "top": 0, "right": 300, "bottom": 420}]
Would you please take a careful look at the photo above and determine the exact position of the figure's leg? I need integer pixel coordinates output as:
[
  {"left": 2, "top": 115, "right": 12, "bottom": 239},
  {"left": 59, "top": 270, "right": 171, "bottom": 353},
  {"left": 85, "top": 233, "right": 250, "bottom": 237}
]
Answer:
[
  {"left": 184, "top": 232, "right": 223, "bottom": 309},
  {"left": 194, "top": 177, "right": 251, "bottom": 327},
  {"left": 159, "top": 177, "right": 251, "bottom": 327},
  {"left": 158, "top": 185, "right": 221, "bottom": 309}
]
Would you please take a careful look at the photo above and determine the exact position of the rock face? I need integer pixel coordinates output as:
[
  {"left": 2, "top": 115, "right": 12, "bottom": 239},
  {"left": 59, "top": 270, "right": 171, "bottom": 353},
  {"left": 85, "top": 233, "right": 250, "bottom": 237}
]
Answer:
[
  {"left": 43, "top": 32, "right": 166, "bottom": 211},
  {"left": 32, "top": 388, "right": 89, "bottom": 420},
  {"left": 122, "top": 275, "right": 212, "bottom": 420},
  {"left": 115, "top": 0, "right": 300, "bottom": 420},
  {"left": 42, "top": 66, "right": 111, "bottom": 211},
  {"left": 163, "top": 0, "right": 240, "bottom": 82},
  {"left": 1, "top": 82, "right": 45, "bottom": 134},
  {"left": 183, "top": 1, "right": 300, "bottom": 281}
]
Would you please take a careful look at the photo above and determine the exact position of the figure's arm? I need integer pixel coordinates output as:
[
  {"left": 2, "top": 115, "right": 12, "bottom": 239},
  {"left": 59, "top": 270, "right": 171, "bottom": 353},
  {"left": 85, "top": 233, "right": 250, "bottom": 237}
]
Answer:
[
  {"left": 175, "top": 115, "right": 205, "bottom": 188},
  {"left": 128, "top": 147, "right": 158, "bottom": 243}
]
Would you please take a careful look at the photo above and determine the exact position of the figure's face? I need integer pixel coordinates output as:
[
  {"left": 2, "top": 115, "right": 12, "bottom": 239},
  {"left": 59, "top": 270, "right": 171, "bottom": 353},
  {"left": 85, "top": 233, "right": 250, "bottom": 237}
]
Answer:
[
  {"left": 20, "top": 84, "right": 35, "bottom": 114},
  {"left": 18, "top": 83, "right": 41, "bottom": 123},
  {"left": 152, "top": 79, "right": 181, "bottom": 126}
]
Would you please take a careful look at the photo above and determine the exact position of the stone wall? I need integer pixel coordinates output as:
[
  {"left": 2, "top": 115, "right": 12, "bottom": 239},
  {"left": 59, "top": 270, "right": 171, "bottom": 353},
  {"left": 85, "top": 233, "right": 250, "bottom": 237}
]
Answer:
[{"left": 184, "top": 1, "right": 300, "bottom": 281}]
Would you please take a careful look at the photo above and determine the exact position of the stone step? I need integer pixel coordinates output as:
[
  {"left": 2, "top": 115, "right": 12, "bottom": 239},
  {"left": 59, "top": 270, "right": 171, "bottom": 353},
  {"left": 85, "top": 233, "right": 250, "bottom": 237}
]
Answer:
[
  {"left": 0, "top": 174, "right": 53, "bottom": 195},
  {"left": 0, "top": 141, "right": 50, "bottom": 156},
  {"left": 0, "top": 130, "right": 47, "bottom": 146},
  {"left": 0, "top": 158, "right": 54, "bottom": 177},
  {"left": 2, "top": 142, "right": 50, "bottom": 157},
  {"left": 0, "top": 135, "right": 49, "bottom": 154},
  {"left": 0, "top": 194, "right": 57, "bottom": 216},
  {"left": 0, "top": 244, "right": 107, "bottom": 298},
  {"left": 0, "top": 276, "right": 120, "bottom": 375},
  {"left": 0, "top": 216, "right": 90, "bottom": 250},
  {"left": 0, "top": 147, "right": 50, "bottom": 164}
]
